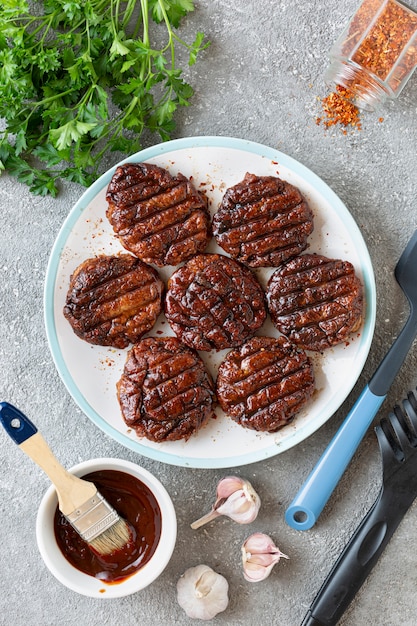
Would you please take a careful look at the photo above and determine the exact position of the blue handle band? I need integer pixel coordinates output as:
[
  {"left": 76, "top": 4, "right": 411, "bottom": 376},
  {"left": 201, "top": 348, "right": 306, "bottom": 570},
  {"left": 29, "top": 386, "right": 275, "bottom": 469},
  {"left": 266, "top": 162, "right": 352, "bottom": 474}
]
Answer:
[{"left": 0, "top": 402, "right": 38, "bottom": 445}]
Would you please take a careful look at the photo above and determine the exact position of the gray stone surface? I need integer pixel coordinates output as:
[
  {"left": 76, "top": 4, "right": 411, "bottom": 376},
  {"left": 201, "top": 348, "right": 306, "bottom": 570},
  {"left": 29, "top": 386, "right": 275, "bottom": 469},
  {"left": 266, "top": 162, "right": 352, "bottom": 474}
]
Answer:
[{"left": 1, "top": 1, "right": 417, "bottom": 624}]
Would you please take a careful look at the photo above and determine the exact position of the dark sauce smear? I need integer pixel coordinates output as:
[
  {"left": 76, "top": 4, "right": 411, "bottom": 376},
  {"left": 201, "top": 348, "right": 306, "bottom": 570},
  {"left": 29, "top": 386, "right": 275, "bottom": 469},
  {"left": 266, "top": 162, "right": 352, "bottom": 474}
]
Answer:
[{"left": 54, "top": 469, "right": 162, "bottom": 584}]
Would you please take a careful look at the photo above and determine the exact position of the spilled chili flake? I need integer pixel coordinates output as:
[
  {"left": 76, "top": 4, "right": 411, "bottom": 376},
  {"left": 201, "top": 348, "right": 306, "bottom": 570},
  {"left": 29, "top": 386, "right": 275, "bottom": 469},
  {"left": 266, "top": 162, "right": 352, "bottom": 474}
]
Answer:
[{"left": 316, "top": 86, "right": 362, "bottom": 134}]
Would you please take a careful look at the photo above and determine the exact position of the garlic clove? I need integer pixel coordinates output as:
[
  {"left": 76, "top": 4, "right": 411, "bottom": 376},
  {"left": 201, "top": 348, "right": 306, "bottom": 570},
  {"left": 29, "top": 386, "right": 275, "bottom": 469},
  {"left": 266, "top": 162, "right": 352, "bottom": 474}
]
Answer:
[
  {"left": 215, "top": 475, "right": 247, "bottom": 499},
  {"left": 243, "top": 555, "right": 280, "bottom": 582},
  {"left": 242, "top": 532, "right": 289, "bottom": 582},
  {"left": 216, "top": 487, "right": 260, "bottom": 524},
  {"left": 177, "top": 564, "right": 229, "bottom": 620},
  {"left": 191, "top": 476, "right": 261, "bottom": 529}
]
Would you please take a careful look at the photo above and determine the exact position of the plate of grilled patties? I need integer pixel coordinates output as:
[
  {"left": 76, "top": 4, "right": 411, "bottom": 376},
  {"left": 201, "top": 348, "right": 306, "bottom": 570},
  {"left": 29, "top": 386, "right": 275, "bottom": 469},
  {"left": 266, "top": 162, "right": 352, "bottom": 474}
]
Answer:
[{"left": 44, "top": 136, "right": 376, "bottom": 468}]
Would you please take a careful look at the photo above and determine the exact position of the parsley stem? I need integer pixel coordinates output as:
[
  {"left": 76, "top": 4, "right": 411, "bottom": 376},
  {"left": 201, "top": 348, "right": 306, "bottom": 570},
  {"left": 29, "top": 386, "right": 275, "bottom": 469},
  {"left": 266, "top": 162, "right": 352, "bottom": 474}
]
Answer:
[
  {"left": 141, "top": 0, "right": 150, "bottom": 47},
  {"left": 122, "top": 0, "right": 138, "bottom": 30},
  {"left": 157, "top": 0, "right": 175, "bottom": 67},
  {"left": 29, "top": 88, "right": 77, "bottom": 109}
]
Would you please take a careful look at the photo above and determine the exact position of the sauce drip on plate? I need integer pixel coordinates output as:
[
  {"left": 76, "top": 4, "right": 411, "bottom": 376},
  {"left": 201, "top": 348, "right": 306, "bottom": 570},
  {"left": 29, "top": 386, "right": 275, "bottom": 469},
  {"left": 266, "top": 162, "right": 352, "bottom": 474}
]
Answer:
[{"left": 54, "top": 469, "right": 162, "bottom": 583}]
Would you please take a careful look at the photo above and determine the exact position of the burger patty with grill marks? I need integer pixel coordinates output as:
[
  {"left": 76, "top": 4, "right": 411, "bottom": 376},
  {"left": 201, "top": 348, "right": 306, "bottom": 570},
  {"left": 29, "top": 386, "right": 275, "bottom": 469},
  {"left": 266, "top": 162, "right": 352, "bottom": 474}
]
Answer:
[
  {"left": 116, "top": 337, "right": 216, "bottom": 442},
  {"left": 216, "top": 336, "right": 315, "bottom": 432},
  {"left": 106, "top": 162, "right": 211, "bottom": 267},
  {"left": 212, "top": 172, "right": 314, "bottom": 267},
  {"left": 266, "top": 253, "right": 364, "bottom": 351},
  {"left": 63, "top": 254, "right": 164, "bottom": 349},
  {"left": 164, "top": 253, "right": 267, "bottom": 351}
]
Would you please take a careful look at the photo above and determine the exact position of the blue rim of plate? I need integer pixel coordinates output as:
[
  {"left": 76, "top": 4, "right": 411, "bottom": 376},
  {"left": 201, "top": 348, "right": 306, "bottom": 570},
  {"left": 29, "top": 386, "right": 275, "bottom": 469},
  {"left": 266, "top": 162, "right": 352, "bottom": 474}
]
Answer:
[{"left": 44, "top": 135, "right": 376, "bottom": 468}]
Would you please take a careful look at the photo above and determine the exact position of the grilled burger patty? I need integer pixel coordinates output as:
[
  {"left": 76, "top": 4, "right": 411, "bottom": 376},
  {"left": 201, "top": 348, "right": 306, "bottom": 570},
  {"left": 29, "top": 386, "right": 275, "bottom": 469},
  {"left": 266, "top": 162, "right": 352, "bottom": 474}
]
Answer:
[
  {"left": 216, "top": 336, "right": 315, "bottom": 432},
  {"left": 106, "top": 162, "right": 211, "bottom": 266},
  {"left": 266, "top": 253, "right": 364, "bottom": 351},
  {"left": 63, "top": 254, "right": 164, "bottom": 349},
  {"left": 212, "top": 172, "right": 314, "bottom": 267},
  {"left": 116, "top": 337, "right": 216, "bottom": 442},
  {"left": 164, "top": 253, "right": 267, "bottom": 351}
]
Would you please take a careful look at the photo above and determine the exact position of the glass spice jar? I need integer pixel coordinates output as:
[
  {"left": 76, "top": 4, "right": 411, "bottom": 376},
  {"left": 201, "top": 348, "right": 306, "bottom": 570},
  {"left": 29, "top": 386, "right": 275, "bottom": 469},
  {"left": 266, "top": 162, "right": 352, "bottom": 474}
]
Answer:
[{"left": 325, "top": 0, "right": 417, "bottom": 110}]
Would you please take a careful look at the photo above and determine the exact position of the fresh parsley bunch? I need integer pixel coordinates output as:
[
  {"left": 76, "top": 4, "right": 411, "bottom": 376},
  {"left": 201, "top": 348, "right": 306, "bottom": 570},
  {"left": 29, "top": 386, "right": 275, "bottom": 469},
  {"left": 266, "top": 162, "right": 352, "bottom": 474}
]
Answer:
[{"left": 0, "top": 0, "right": 208, "bottom": 196}]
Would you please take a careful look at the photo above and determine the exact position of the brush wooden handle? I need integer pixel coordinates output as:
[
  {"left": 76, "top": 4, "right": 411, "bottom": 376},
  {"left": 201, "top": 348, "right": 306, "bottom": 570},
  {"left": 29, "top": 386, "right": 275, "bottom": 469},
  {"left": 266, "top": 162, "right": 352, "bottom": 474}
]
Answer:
[{"left": 0, "top": 402, "right": 96, "bottom": 515}]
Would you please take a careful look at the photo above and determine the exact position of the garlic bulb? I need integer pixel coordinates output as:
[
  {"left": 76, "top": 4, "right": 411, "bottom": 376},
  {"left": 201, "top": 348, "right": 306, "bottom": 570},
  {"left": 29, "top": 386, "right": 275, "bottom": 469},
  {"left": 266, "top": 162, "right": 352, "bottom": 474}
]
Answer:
[
  {"left": 242, "top": 532, "right": 289, "bottom": 582},
  {"left": 177, "top": 564, "right": 229, "bottom": 620},
  {"left": 191, "top": 476, "right": 261, "bottom": 529}
]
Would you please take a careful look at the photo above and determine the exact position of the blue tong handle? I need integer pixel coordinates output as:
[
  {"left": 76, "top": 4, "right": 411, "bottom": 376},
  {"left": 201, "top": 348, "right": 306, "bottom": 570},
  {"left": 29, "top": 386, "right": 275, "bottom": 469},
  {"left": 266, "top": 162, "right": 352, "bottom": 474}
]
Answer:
[
  {"left": 0, "top": 402, "right": 37, "bottom": 445},
  {"left": 285, "top": 296, "right": 417, "bottom": 531},
  {"left": 285, "top": 387, "right": 384, "bottom": 530}
]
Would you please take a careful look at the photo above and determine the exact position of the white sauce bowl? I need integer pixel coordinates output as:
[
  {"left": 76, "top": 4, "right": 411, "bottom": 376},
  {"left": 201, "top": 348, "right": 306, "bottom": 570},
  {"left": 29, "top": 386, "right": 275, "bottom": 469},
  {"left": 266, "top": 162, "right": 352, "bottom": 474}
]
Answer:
[{"left": 36, "top": 457, "right": 177, "bottom": 598}]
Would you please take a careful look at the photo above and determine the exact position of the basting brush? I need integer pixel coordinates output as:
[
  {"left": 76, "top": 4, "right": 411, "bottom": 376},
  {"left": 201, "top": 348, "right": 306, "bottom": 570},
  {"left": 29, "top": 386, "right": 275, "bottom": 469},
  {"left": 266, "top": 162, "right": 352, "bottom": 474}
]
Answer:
[{"left": 0, "top": 402, "right": 131, "bottom": 555}]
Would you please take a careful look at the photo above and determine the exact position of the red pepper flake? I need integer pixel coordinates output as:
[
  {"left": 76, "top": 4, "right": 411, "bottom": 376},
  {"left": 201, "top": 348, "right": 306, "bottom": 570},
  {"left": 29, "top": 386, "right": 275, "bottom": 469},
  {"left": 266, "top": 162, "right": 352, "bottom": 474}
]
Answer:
[
  {"left": 100, "top": 356, "right": 115, "bottom": 368},
  {"left": 316, "top": 86, "right": 362, "bottom": 133}
]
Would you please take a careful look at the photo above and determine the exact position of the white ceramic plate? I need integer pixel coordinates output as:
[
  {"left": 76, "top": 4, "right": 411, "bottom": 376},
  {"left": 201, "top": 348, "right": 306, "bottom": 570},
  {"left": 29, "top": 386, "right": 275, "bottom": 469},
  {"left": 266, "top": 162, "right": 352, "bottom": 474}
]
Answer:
[{"left": 44, "top": 136, "right": 376, "bottom": 468}]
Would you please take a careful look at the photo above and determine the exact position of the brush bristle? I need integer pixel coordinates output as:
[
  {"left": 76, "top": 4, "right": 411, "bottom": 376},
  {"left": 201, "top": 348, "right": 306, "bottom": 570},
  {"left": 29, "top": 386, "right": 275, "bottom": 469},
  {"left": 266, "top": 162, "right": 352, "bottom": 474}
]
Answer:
[{"left": 89, "top": 518, "right": 132, "bottom": 555}]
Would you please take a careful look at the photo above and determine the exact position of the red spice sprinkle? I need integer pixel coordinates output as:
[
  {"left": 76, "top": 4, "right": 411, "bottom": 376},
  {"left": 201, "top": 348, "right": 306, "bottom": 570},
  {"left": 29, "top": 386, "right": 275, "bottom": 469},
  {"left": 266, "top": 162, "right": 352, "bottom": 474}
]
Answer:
[{"left": 316, "top": 86, "right": 362, "bottom": 132}]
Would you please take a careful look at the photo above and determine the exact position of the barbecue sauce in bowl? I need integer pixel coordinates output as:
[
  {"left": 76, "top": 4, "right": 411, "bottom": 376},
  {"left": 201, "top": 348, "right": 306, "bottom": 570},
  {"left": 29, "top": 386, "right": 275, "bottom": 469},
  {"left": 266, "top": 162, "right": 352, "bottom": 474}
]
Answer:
[{"left": 53, "top": 469, "right": 162, "bottom": 583}]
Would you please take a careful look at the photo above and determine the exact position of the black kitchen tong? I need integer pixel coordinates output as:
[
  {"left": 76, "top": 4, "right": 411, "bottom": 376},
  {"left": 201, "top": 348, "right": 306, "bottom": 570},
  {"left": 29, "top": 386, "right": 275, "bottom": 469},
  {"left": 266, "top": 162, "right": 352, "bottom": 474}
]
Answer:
[{"left": 301, "top": 389, "right": 417, "bottom": 626}]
